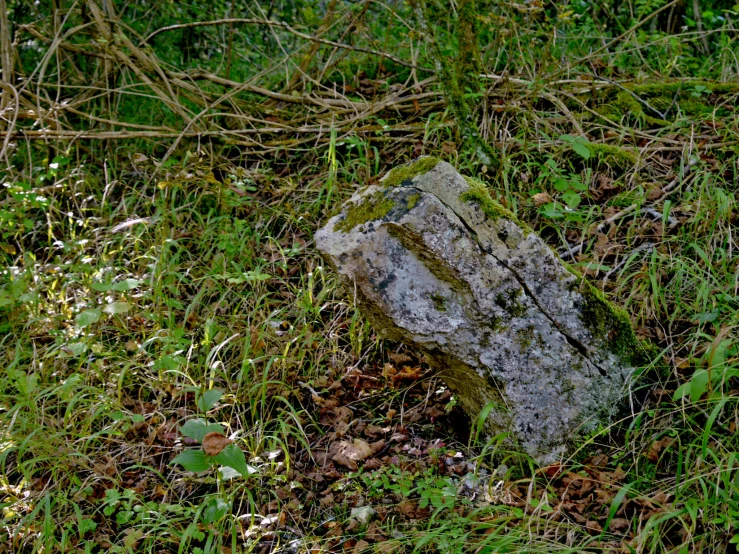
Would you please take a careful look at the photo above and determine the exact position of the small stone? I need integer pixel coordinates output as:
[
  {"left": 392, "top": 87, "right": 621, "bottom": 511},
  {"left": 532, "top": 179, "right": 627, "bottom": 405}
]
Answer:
[{"left": 350, "top": 506, "right": 376, "bottom": 526}]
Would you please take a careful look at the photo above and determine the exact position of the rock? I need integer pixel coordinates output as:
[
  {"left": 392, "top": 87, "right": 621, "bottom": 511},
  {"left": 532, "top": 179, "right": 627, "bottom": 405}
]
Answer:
[
  {"left": 350, "top": 506, "right": 376, "bottom": 526},
  {"left": 315, "top": 157, "right": 653, "bottom": 464}
]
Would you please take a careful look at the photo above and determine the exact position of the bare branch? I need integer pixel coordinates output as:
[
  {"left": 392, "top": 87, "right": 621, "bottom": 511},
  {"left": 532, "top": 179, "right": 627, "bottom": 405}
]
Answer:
[{"left": 143, "top": 17, "right": 429, "bottom": 71}]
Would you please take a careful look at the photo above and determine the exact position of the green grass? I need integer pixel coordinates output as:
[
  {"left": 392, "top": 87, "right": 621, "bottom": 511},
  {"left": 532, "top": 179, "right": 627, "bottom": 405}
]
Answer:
[
  {"left": 4, "top": 130, "right": 739, "bottom": 553},
  {"left": 2, "top": 1, "right": 739, "bottom": 552}
]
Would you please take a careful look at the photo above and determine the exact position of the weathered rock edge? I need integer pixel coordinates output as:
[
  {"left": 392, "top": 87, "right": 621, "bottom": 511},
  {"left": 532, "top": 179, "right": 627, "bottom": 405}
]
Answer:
[{"left": 315, "top": 158, "right": 655, "bottom": 464}]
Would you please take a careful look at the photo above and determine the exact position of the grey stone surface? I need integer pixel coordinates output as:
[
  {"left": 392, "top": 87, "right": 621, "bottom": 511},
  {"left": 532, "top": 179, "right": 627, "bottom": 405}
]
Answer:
[{"left": 315, "top": 158, "right": 648, "bottom": 464}]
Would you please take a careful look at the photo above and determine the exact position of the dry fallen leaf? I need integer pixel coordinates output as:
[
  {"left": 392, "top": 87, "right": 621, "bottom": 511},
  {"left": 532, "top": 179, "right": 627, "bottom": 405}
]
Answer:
[
  {"left": 364, "top": 458, "right": 382, "bottom": 470},
  {"left": 364, "top": 425, "right": 387, "bottom": 438},
  {"left": 441, "top": 141, "right": 457, "bottom": 155},
  {"left": 202, "top": 432, "right": 232, "bottom": 456},
  {"left": 650, "top": 490, "right": 672, "bottom": 505},
  {"left": 369, "top": 439, "right": 385, "bottom": 455},
  {"left": 353, "top": 539, "right": 370, "bottom": 553},
  {"left": 398, "top": 499, "right": 417, "bottom": 518},
  {"left": 646, "top": 437, "right": 675, "bottom": 463},
  {"left": 331, "top": 439, "right": 373, "bottom": 470},
  {"left": 532, "top": 192, "right": 553, "bottom": 206},
  {"left": 389, "top": 352, "right": 412, "bottom": 365},
  {"left": 382, "top": 363, "right": 397, "bottom": 379},
  {"left": 609, "top": 517, "right": 630, "bottom": 533},
  {"left": 391, "top": 366, "right": 422, "bottom": 385},
  {"left": 542, "top": 463, "right": 564, "bottom": 478},
  {"left": 365, "top": 522, "right": 387, "bottom": 542},
  {"left": 585, "top": 520, "right": 602, "bottom": 533}
]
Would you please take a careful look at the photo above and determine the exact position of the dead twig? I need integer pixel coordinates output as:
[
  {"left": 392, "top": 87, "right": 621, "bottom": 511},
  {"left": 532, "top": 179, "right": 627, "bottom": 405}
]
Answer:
[
  {"left": 143, "top": 17, "right": 428, "bottom": 71},
  {"left": 559, "top": 163, "right": 697, "bottom": 260}
]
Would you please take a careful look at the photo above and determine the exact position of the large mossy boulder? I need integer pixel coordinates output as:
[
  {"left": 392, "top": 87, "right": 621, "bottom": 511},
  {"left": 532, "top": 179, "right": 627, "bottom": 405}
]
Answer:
[{"left": 315, "top": 158, "right": 653, "bottom": 464}]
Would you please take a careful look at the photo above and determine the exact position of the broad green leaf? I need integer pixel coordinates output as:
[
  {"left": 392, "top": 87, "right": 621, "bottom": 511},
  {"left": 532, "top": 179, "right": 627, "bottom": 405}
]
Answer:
[
  {"left": 202, "top": 498, "right": 230, "bottom": 524},
  {"left": 218, "top": 466, "right": 243, "bottom": 480},
  {"left": 673, "top": 381, "right": 691, "bottom": 401},
  {"left": 572, "top": 141, "right": 591, "bottom": 159},
  {"left": 104, "top": 302, "right": 131, "bottom": 315},
  {"left": 689, "top": 369, "right": 710, "bottom": 402},
  {"left": 553, "top": 178, "right": 571, "bottom": 192},
  {"left": 64, "top": 342, "right": 88, "bottom": 357},
  {"left": 197, "top": 389, "right": 223, "bottom": 412},
  {"left": 179, "top": 419, "right": 225, "bottom": 442},
  {"left": 171, "top": 449, "right": 211, "bottom": 473},
  {"left": 91, "top": 282, "right": 113, "bottom": 292},
  {"left": 539, "top": 203, "right": 563, "bottom": 219},
  {"left": 213, "top": 444, "right": 252, "bottom": 478},
  {"left": 576, "top": 262, "right": 612, "bottom": 272},
  {"left": 14, "top": 371, "right": 38, "bottom": 396},
  {"left": 78, "top": 517, "right": 97, "bottom": 535},
  {"left": 560, "top": 190, "right": 582, "bottom": 209},
  {"left": 76, "top": 308, "right": 101, "bottom": 327},
  {"left": 155, "top": 355, "right": 180, "bottom": 372},
  {"left": 51, "top": 155, "right": 70, "bottom": 167},
  {"left": 111, "top": 279, "right": 142, "bottom": 292},
  {"left": 567, "top": 177, "right": 589, "bottom": 191},
  {"left": 57, "top": 373, "right": 83, "bottom": 400}
]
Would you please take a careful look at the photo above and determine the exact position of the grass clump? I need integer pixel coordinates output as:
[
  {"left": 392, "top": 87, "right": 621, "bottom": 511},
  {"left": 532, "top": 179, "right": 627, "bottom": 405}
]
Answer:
[{"left": 588, "top": 142, "right": 639, "bottom": 169}]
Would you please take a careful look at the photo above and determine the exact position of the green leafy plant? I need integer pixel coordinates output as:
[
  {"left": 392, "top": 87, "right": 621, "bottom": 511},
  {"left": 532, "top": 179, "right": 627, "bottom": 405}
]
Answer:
[
  {"left": 357, "top": 465, "right": 459, "bottom": 511},
  {"left": 171, "top": 389, "right": 255, "bottom": 479},
  {"left": 691, "top": 84, "right": 713, "bottom": 98},
  {"left": 673, "top": 334, "right": 738, "bottom": 402},
  {"left": 559, "top": 134, "right": 592, "bottom": 159},
  {"left": 534, "top": 155, "right": 591, "bottom": 222}
]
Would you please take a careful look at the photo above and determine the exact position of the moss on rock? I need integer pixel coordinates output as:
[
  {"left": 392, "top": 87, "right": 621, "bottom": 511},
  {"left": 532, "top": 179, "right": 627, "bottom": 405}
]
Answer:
[
  {"left": 495, "top": 288, "right": 527, "bottom": 318},
  {"left": 381, "top": 157, "right": 441, "bottom": 188},
  {"left": 406, "top": 193, "right": 421, "bottom": 210},
  {"left": 565, "top": 264, "right": 661, "bottom": 371},
  {"left": 335, "top": 191, "right": 395, "bottom": 233},
  {"left": 461, "top": 176, "right": 534, "bottom": 234}
]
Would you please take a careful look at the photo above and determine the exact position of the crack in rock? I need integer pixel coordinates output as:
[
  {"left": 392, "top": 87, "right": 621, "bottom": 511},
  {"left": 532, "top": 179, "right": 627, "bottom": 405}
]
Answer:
[{"left": 406, "top": 185, "right": 609, "bottom": 377}]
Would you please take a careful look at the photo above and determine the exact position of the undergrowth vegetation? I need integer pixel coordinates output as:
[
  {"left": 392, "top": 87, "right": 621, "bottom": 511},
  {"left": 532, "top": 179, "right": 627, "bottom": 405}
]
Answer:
[{"left": 1, "top": 0, "right": 739, "bottom": 552}]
